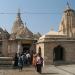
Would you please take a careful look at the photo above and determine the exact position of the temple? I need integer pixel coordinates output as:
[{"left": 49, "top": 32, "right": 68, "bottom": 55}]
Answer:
[
  {"left": 0, "top": 9, "right": 41, "bottom": 57},
  {"left": 36, "top": 3, "right": 75, "bottom": 65},
  {"left": 0, "top": 3, "right": 75, "bottom": 65}
]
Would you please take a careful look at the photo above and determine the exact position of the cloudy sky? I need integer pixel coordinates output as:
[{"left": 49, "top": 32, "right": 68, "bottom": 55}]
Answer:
[{"left": 0, "top": 0, "right": 74, "bottom": 34}]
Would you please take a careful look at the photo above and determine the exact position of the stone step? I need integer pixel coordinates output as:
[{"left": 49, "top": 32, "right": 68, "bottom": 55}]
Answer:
[{"left": 0, "top": 57, "right": 13, "bottom": 65}]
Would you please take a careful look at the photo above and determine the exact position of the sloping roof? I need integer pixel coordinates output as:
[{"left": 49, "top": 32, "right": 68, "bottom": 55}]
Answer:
[
  {"left": 16, "top": 25, "right": 33, "bottom": 38},
  {"left": 0, "top": 27, "right": 9, "bottom": 39},
  {"left": 33, "top": 32, "right": 41, "bottom": 40}
]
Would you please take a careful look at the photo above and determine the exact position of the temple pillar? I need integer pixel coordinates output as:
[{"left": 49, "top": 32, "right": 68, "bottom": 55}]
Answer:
[{"left": 17, "top": 41, "right": 22, "bottom": 54}]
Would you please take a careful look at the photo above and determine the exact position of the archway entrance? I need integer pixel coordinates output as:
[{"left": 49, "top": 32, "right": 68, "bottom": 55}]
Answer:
[
  {"left": 38, "top": 47, "right": 41, "bottom": 56},
  {"left": 22, "top": 44, "right": 31, "bottom": 53},
  {"left": 53, "top": 45, "right": 64, "bottom": 61}
]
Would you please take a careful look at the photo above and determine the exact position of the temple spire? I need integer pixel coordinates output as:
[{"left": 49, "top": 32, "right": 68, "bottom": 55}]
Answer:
[
  {"left": 17, "top": 8, "right": 21, "bottom": 19},
  {"left": 66, "top": 1, "right": 71, "bottom": 9}
]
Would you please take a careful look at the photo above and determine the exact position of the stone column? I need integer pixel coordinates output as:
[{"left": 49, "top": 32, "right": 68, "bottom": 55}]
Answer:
[
  {"left": 8, "top": 45, "right": 11, "bottom": 56},
  {"left": 17, "top": 41, "right": 22, "bottom": 54}
]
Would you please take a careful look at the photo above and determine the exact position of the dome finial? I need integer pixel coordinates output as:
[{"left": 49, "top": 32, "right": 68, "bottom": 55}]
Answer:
[
  {"left": 17, "top": 8, "right": 21, "bottom": 18},
  {"left": 18, "top": 8, "right": 20, "bottom": 13},
  {"left": 66, "top": 1, "right": 71, "bottom": 9},
  {"left": 50, "top": 26, "right": 54, "bottom": 31}
]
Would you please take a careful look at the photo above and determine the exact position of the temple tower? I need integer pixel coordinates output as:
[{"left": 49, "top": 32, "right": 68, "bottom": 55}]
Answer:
[{"left": 59, "top": 3, "right": 75, "bottom": 37}]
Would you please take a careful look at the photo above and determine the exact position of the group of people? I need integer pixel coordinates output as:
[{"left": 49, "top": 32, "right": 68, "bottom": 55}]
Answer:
[
  {"left": 13, "top": 52, "right": 31, "bottom": 71},
  {"left": 13, "top": 52, "right": 43, "bottom": 74}
]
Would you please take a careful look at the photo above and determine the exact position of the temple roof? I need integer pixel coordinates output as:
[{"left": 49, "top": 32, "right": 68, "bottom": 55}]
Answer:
[
  {"left": 16, "top": 24, "right": 33, "bottom": 38},
  {"left": 12, "top": 9, "right": 24, "bottom": 34},
  {"left": 64, "top": 2, "right": 75, "bottom": 12},
  {"left": 33, "top": 32, "right": 41, "bottom": 40},
  {"left": 0, "top": 27, "right": 9, "bottom": 39},
  {"left": 11, "top": 10, "right": 33, "bottom": 39},
  {"left": 39, "top": 29, "right": 66, "bottom": 40}
]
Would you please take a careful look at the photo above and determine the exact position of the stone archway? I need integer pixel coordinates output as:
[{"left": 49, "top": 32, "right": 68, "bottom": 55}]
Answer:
[
  {"left": 38, "top": 47, "right": 41, "bottom": 56},
  {"left": 53, "top": 45, "right": 64, "bottom": 61}
]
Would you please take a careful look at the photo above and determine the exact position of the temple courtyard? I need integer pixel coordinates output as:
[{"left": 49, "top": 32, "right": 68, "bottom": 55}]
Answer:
[{"left": 0, "top": 65, "right": 75, "bottom": 75}]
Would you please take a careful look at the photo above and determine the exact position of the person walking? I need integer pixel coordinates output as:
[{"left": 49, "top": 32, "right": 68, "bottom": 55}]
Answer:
[
  {"left": 13, "top": 53, "right": 18, "bottom": 68},
  {"left": 18, "top": 54, "right": 23, "bottom": 71},
  {"left": 36, "top": 54, "right": 43, "bottom": 74},
  {"left": 26, "top": 52, "right": 31, "bottom": 65},
  {"left": 32, "top": 53, "right": 37, "bottom": 69}
]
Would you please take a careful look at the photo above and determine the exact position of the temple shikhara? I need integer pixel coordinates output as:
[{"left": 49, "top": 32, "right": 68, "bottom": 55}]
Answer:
[
  {"left": 0, "top": 10, "right": 41, "bottom": 57},
  {"left": 0, "top": 4, "right": 75, "bottom": 65}
]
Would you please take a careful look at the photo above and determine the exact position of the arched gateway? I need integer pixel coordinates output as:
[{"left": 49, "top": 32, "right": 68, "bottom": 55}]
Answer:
[{"left": 53, "top": 45, "right": 64, "bottom": 61}]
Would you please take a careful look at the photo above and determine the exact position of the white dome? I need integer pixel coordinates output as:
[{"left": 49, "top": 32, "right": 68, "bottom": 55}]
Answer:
[
  {"left": 47, "top": 30, "right": 58, "bottom": 35},
  {"left": 46, "top": 29, "right": 65, "bottom": 35},
  {"left": 39, "top": 30, "right": 66, "bottom": 40}
]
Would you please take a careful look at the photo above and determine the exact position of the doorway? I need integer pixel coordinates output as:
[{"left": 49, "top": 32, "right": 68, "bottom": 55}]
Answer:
[
  {"left": 53, "top": 45, "right": 64, "bottom": 61},
  {"left": 22, "top": 44, "right": 33, "bottom": 65},
  {"left": 22, "top": 44, "right": 31, "bottom": 53}
]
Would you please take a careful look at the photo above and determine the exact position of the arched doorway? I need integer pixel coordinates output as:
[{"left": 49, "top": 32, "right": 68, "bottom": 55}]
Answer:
[
  {"left": 53, "top": 45, "right": 64, "bottom": 61},
  {"left": 22, "top": 44, "right": 31, "bottom": 53},
  {"left": 38, "top": 47, "right": 41, "bottom": 56}
]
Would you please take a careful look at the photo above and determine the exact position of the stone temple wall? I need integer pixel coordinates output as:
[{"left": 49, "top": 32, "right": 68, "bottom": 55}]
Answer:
[
  {"left": 2, "top": 39, "right": 9, "bottom": 57},
  {"left": 8, "top": 41, "right": 18, "bottom": 57},
  {"left": 36, "top": 40, "right": 75, "bottom": 65}
]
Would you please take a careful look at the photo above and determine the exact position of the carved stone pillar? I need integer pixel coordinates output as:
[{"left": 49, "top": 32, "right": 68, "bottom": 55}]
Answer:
[{"left": 17, "top": 41, "right": 22, "bottom": 54}]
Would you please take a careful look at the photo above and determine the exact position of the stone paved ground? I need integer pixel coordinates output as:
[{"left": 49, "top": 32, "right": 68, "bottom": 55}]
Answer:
[
  {"left": 56, "top": 65, "right": 75, "bottom": 75},
  {"left": 0, "top": 66, "right": 40, "bottom": 75},
  {"left": 0, "top": 65, "right": 75, "bottom": 75},
  {"left": 43, "top": 65, "right": 75, "bottom": 75}
]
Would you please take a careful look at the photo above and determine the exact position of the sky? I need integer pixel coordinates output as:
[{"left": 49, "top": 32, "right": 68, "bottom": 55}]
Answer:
[{"left": 0, "top": 0, "right": 75, "bottom": 34}]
